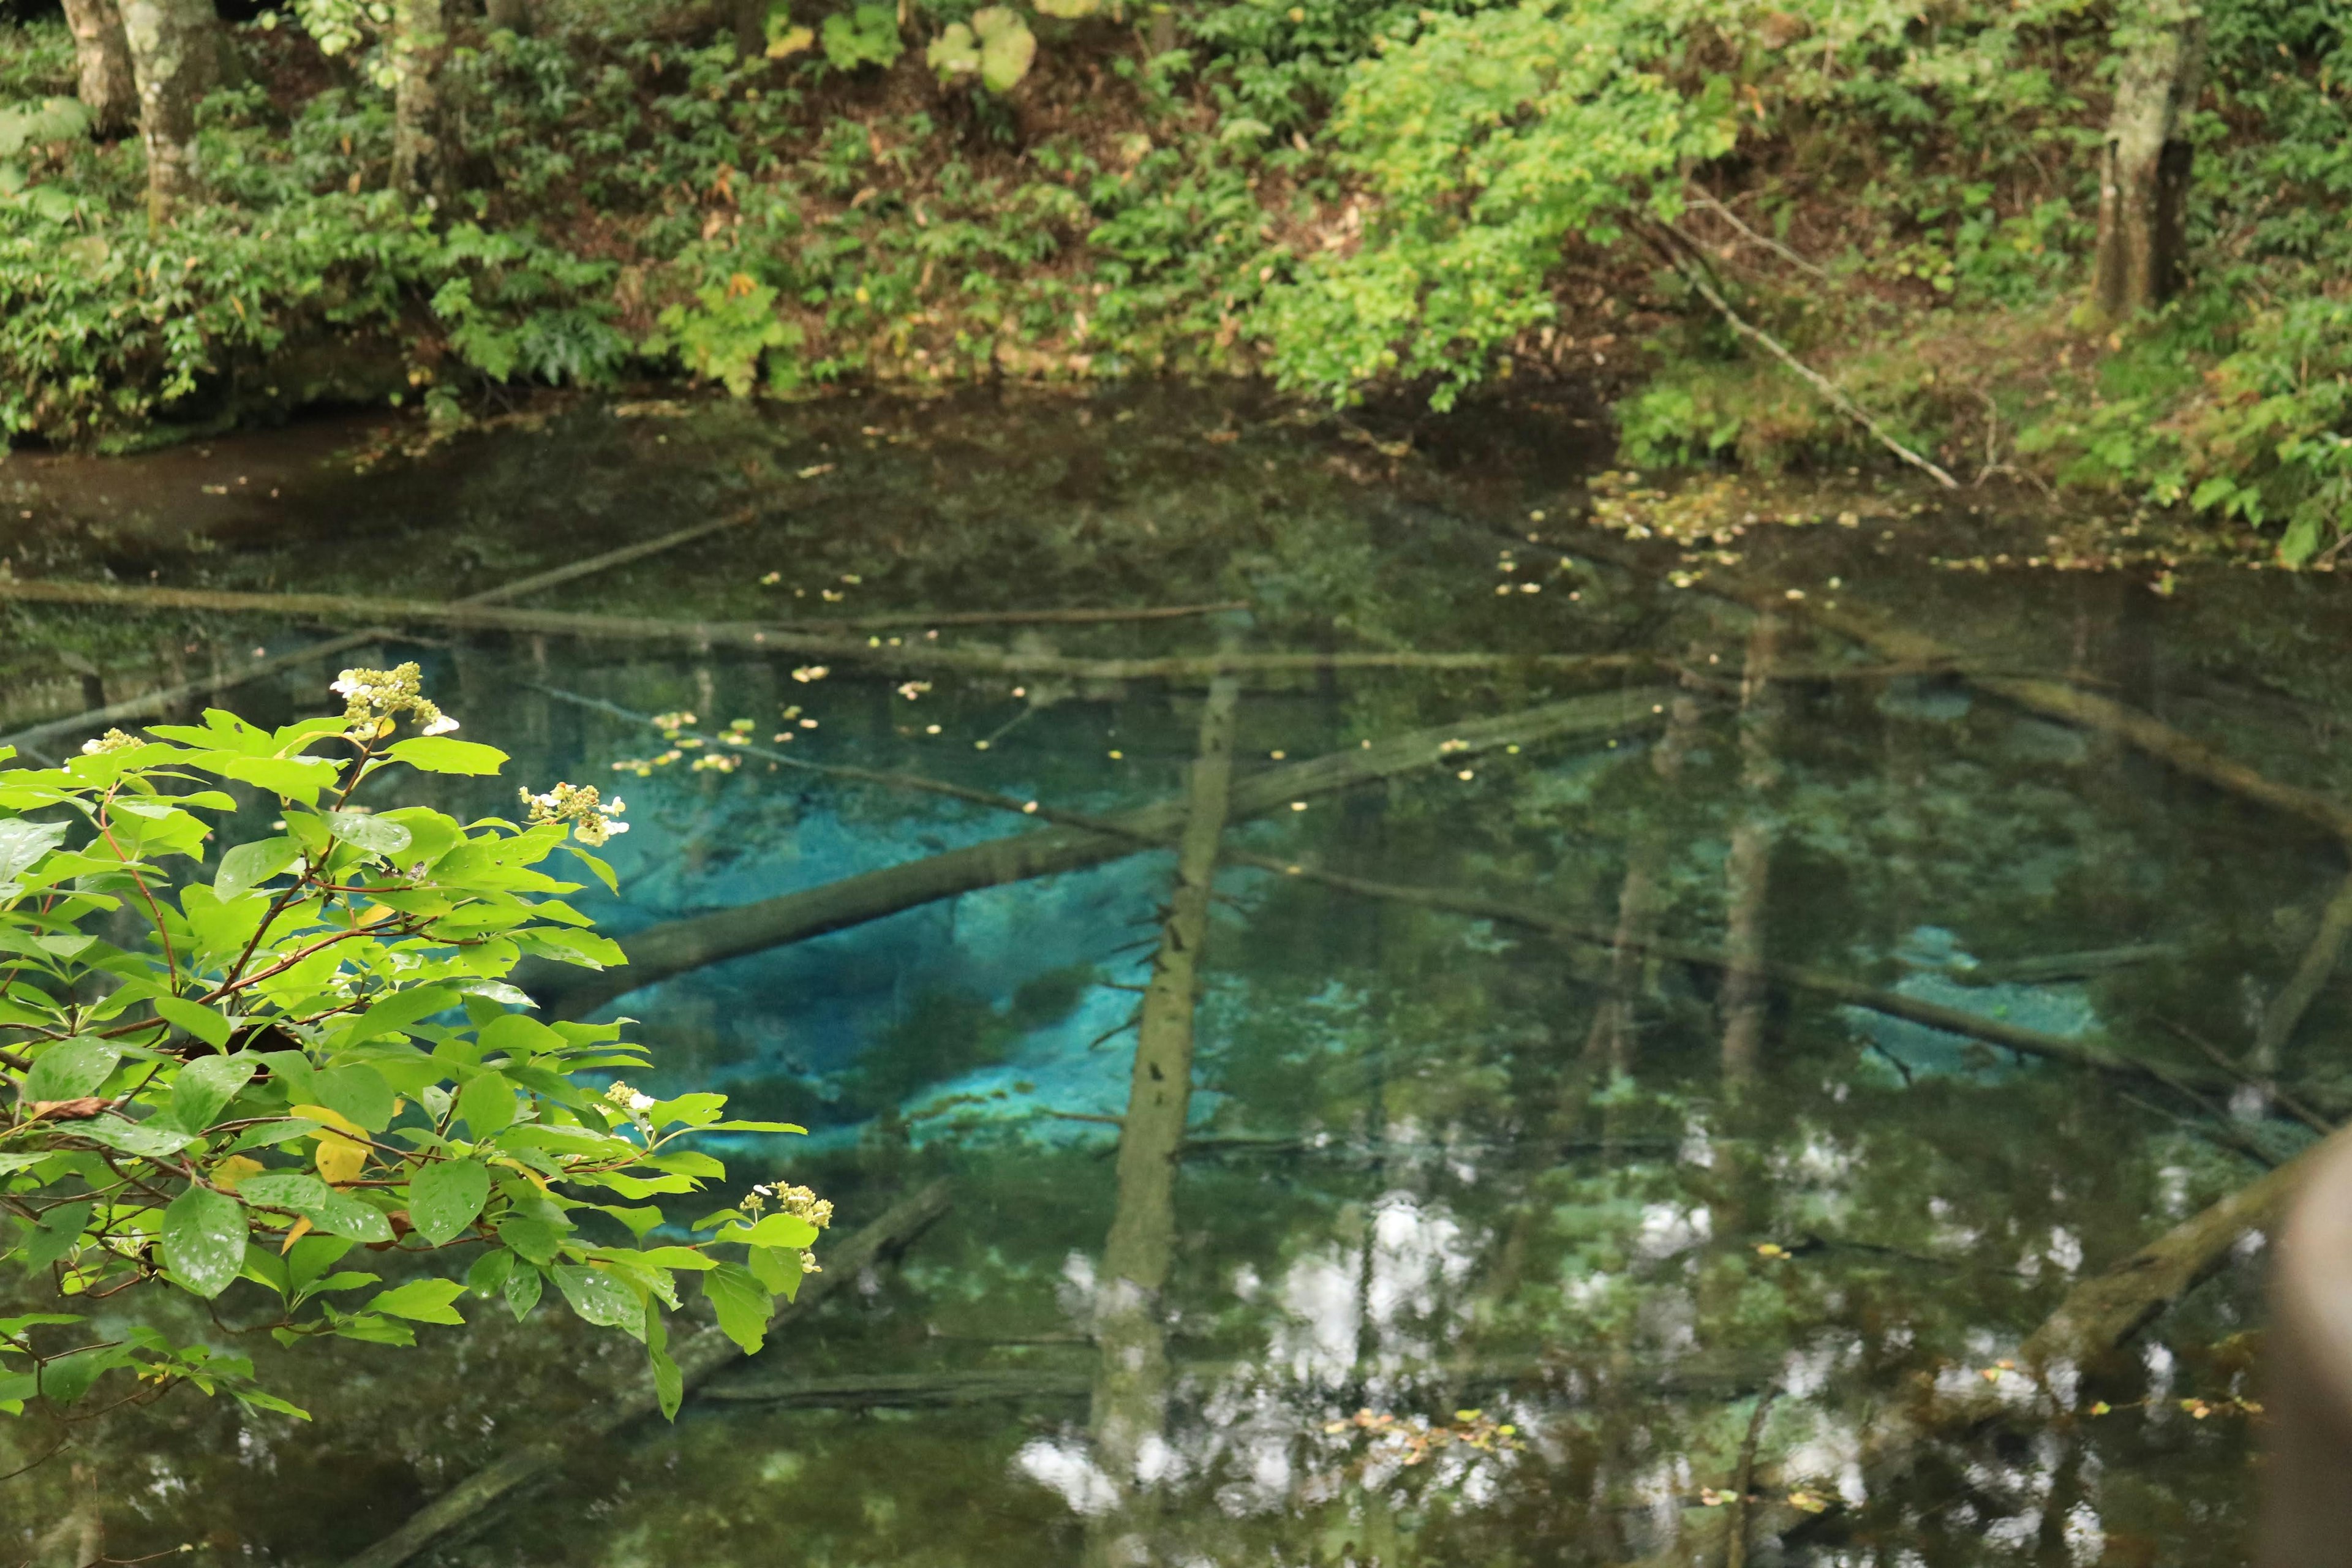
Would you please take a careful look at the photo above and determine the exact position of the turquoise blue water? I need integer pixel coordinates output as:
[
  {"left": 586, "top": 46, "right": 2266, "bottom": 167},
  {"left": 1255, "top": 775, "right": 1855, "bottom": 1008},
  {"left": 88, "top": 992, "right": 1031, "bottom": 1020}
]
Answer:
[{"left": 2, "top": 389, "right": 2343, "bottom": 1565}]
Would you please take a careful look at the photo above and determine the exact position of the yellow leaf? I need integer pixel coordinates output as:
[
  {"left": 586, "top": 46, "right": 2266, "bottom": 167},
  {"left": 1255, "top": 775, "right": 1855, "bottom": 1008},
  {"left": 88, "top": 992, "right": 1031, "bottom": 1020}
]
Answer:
[
  {"left": 279, "top": 1216, "right": 314, "bottom": 1253},
  {"left": 766, "top": 22, "right": 813, "bottom": 57},
  {"left": 315, "top": 1131, "right": 369, "bottom": 1186},
  {"left": 212, "top": 1155, "right": 265, "bottom": 1191},
  {"left": 290, "top": 1102, "right": 367, "bottom": 1137}
]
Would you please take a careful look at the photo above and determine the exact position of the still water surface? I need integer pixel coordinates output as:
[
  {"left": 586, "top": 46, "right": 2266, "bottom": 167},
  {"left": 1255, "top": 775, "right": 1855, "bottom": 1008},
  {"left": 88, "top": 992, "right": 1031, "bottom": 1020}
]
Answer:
[{"left": 4, "top": 388, "right": 2345, "bottom": 1565}]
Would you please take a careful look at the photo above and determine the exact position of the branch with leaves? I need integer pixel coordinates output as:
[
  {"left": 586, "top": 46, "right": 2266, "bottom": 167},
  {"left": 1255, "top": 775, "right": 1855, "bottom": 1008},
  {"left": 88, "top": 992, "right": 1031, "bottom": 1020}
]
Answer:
[{"left": 0, "top": 666, "right": 818, "bottom": 1423}]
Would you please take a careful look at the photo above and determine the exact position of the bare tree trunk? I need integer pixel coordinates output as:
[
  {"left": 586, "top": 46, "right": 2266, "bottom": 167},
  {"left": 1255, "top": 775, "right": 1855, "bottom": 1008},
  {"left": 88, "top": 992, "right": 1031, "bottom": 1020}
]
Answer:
[
  {"left": 391, "top": 0, "right": 450, "bottom": 202},
  {"left": 2088, "top": 1, "right": 2206, "bottom": 325},
  {"left": 1719, "top": 612, "right": 1784, "bottom": 1091},
  {"left": 1088, "top": 676, "right": 1240, "bottom": 1567},
  {"left": 118, "top": 0, "right": 225, "bottom": 222},
  {"left": 60, "top": 0, "right": 138, "bottom": 138}
]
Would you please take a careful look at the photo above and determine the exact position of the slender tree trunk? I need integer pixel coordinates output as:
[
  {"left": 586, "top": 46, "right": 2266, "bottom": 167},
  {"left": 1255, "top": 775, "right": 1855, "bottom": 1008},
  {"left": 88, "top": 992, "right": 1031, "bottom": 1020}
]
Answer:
[
  {"left": 61, "top": 0, "right": 138, "bottom": 138},
  {"left": 2088, "top": 1, "right": 2206, "bottom": 325},
  {"left": 118, "top": 0, "right": 225, "bottom": 222},
  {"left": 1719, "top": 611, "right": 1784, "bottom": 1091},
  {"left": 1088, "top": 676, "right": 1240, "bottom": 1567},
  {"left": 391, "top": 0, "right": 450, "bottom": 202}
]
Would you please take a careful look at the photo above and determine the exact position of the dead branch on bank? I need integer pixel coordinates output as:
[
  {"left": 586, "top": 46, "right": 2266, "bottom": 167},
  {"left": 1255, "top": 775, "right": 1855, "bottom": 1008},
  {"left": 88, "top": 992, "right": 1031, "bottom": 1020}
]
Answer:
[
  {"left": 1643, "top": 223, "right": 1959, "bottom": 490},
  {"left": 336, "top": 1180, "right": 950, "bottom": 1568},
  {"left": 516, "top": 685, "right": 1675, "bottom": 1017}
]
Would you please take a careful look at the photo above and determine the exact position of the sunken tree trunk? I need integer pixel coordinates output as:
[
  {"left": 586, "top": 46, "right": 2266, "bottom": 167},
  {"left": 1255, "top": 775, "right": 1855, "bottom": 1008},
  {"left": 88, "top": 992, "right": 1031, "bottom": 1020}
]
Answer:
[
  {"left": 61, "top": 0, "right": 138, "bottom": 138},
  {"left": 118, "top": 0, "right": 226, "bottom": 222},
  {"left": 390, "top": 0, "right": 450, "bottom": 201},
  {"left": 2088, "top": 1, "right": 2206, "bottom": 325}
]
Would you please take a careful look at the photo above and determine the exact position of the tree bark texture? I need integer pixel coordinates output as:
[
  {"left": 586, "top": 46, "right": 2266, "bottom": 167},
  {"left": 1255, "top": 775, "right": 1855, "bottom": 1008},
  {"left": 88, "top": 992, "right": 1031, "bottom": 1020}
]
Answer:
[
  {"left": 60, "top": 0, "right": 138, "bottom": 138},
  {"left": 390, "top": 0, "right": 450, "bottom": 200},
  {"left": 118, "top": 0, "right": 225, "bottom": 221},
  {"left": 2089, "top": 2, "right": 2206, "bottom": 323}
]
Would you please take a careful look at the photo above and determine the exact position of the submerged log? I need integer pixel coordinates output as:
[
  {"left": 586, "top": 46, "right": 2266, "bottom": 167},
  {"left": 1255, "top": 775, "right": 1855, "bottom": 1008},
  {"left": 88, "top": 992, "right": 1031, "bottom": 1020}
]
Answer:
[
  {"left": 0, "top": 575, "right": 1640, "bottom": 685},
  {"left": 519, "top": 686, "right": 1673, "bottom": 1017},
  {"left": 1, "top": 504, "right": 771, "bottom": 755},
  {"left": 1236, "top": 858, "right": 2245, "bottom": 1099},
  {"left": 337, "top": 1180, "right": 951, "bottom": 1568}
]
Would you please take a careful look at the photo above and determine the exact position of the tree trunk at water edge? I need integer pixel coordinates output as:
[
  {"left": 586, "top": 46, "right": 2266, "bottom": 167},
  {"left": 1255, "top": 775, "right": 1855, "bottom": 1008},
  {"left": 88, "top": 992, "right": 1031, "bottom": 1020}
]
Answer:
[
  {"left": 119, "top": 0, "right": 225, "bottom": 222},
  {"left": 2087, "top": 1, "right": 2206, "bottom": 325},
  {"left": 391, "top": 0, "right": 450, "bottom": 200},
  {"left": 61, "top": 0, "right": 137, "bottom": 138}
]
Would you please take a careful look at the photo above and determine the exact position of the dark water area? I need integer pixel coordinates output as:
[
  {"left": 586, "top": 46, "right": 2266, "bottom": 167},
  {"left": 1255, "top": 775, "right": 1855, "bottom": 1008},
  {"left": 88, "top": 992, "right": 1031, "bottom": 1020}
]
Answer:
[{"left": 6, "top": 386, "right": 2350, "bottom": 1565}]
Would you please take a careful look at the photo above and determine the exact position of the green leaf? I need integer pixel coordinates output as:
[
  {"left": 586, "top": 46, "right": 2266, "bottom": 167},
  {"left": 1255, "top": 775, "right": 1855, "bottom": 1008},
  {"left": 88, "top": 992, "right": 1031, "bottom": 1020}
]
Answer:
[
  {"left": 746, "top": 1243, "right": 805, "bottom": 1302},
  {"left": 0, "top": 818, "right": 68, "bottom": 891},
  {"left": 408, "top": 1159, "right": 489, "bottom": 1246},
  {"left": 214, "top": 836, "right": 300, "bottom": 897},
  {"left": 459, "top": 1071, "right": 519, "bottom": 1137},
  {"left": 169, "top": 1053, "right": 258, "bottom": 1133},
  {"left": 503, "top": 1261, "right": 543, "bottom": 1319},
  {"left": 338, "top": 984, "right": 458, "bottom": 1047},
  {"left": 496, "top": 1215, "right": 564, "bottom": 1265},
  {"left": 367, "top": 1277, "right": 468, "bottom": 1325},
  {"left": 333, "top": 1313, "right": 417, "bottom": 1347},
  {"left": 161, "top": 1185, "right": 247, "bottom": 1300},
  {"left": 382, "top": 737, "right": 510, "bottom": 776},
  {"left": 464, "top": 1246, "right": 513, "bottom": 1297},
  {"left": 24, "top": 1038, "right": 120, "bottom": 1102},
  {"left": 313, "top": 1063, "right": 396, "bottom": 1133},
  {"left": 552, "top": 1262, "right": 642, "bottom": 1331},
  {"left": 154, "top": 995, "right": 233, "bottom": 1049},
  {"left": 701, "top": 1262, "right": 773, "bottom": 1355},
  {"left": 239, "top": 1173, "right": 395, "bottom": 1243},
  {"left": 74, "top": 1118, "right": 198, "bottom": 1158},
  {"left": 646, "top": 1294, "right": 682, "bottom": 1420},
  {"left": 716, "top": 1212, "right": 819, "bottom": 1250},
  {"left": 21, "top": 1200, "right": 92, "bottom": 1269},
  {"left": 326, "top": 810, "right": 413, "bottom": 856},
  {"left": 206, "top": 755, "right": 340, "bottom": 805}
]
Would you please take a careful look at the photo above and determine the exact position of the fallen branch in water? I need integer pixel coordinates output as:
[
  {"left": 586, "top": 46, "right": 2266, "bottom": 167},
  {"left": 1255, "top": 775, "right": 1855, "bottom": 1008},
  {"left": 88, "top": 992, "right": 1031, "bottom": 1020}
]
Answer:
[
  {"left": 0, "top": 503, "right": 773, "bottom": 756},
  {"left": 1226, "top": 856, "right": 2252, "bottom": 1102},
  {"left": 516, "top": 685, "right": 1673, "bottom": 1017},
  {"left": 336, "top": 1180, "right": 951, "bottom": 1568},
  {"left": 0, "top": 576, "right": 1640, "bottom": 685},
  {"left": 1793, "top": 597, "right": 2352, "bottom": 843},
  {"left": 802, "top": 602, "right": 1250, "bottom": 631}
]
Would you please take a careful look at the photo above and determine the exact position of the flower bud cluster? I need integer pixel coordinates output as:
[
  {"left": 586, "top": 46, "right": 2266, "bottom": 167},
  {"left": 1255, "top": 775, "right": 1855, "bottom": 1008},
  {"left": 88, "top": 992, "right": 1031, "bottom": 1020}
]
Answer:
[
  {"left": 519, "top": 782, "right": 630, "bottom": 846},
  {"left": 331, "top": 663, "right": 460, "bottom": 741}
]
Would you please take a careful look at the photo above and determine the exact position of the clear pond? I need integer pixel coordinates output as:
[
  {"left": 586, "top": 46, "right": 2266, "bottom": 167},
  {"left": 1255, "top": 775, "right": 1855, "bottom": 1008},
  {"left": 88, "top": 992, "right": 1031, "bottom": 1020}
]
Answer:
[{"left": 4, "top": 388, "right": 2345, "bottom": 1566}]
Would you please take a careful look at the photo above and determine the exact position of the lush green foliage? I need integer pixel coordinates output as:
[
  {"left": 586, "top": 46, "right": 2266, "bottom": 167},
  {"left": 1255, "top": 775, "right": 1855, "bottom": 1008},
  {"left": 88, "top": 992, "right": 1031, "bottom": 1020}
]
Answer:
[
  {"left": 0, "top": 668, "right": 818, "bottom": 1420},
  {"left": 6, "top": 0, "right": 2352, "bottom": 554},
  {"left": 1258, "top": 2, "right": 1732, "bottom": 407}
]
